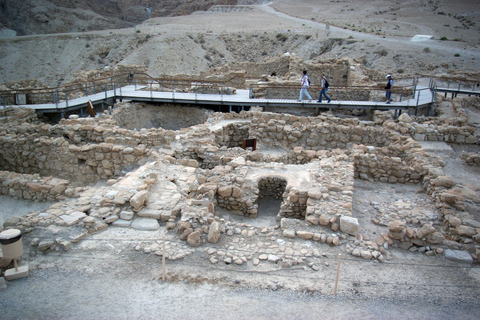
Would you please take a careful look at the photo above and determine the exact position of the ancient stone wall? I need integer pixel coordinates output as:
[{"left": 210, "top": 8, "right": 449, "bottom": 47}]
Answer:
[
  {"left": 0, "top": 133, "right": 151, "bottom": 185},
  {"left": 112, "top": 102, "right": 212, "bottom": 130},
  {"left": 0, "top": 171, "right": 70, "bottom": 201}
]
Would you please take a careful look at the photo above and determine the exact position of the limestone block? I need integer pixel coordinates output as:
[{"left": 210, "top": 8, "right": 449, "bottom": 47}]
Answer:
[
  {"left": 137, "top": 208, "right": 161, "bottom": 220},
  {"left": 318, "top": 214, "right": 330, "bottom": 226},
  {"left": 187, "top": 230, "right": 201, "bottom": 247},
  {"left": 307, "top": 188, "right": 322, "bottom": 200},
  {"left": 426, "top": 232, "right": 445, "bottom": 244},
  {"left": 433, "top": 176, "right": 456, "bottom": 188},
  {"left": 268, "top": 254, "right": 281, "bottom": 263},
  {"left": 360, "top": 250, "right": 373, "bottom": 260},
  {"left": 131, "top": 217, "right": 160, "bottom": 231},
  {"left": 444, "top": 249, "right": 473, "bottom": 263},
  {"left": 456, "top": 225, "right": 476, "bottom": 237},
  {"left": 417, "top": 224, "right": 435, "bottom": 239},
  {"left": 218, "top": 186, "right": 233, "bottom": 197},
  {"left": 38, "top": 239, "right": 55, "bottom": 251},
  {"left": 306, "top": 215, "right": 318, "bottom": 226},
  {"left": 111, "top": 219, "right": 132, "bottom": 228},
  {"left": 230, "top": 156, "right": 246, "bottom": 168},
  {"left": 446, "top": 215, "right": 461, "bottom": 227},
  {"left": 120, "top": 211, "right": 134, "bottom": 220},
  {"left": 441, "top": 192, "right": 457, "bottom": 203},
  {"left": 130, "top": 190, "right": 149, "bottom": 211},
  {"left": 104, "top": 215, "right": 119, "bottom": 224},
  {"left": 340, "top": 216, "right": 359, "bottom": 235},
  {"left": 296, "top": 231, "right": 313, "bottom": 240},
  {"left": 178, "top": 221, "right": 192, "bottom": 231},
  {"left": 388, "top": 220, "right": 406, "bottom": 233},
  {"left": 283, "top": 229, "right": 296, "bottom": 238},
  {"left": 207, "top": 221, "right": 221, "bottom": 244}
]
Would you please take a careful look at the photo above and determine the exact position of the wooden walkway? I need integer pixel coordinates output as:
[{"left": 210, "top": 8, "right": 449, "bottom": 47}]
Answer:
[{"left": 10, "top": 84, "right": 436, "bottom": 115}]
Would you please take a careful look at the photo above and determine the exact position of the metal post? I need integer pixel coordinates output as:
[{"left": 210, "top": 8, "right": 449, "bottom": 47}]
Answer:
[
  {"left": 80, "top": 108, "right": 84, "bottom": 117},
  {"left": 150, "top": 80, "right": 153, "bottom": 98},
  {"left": 110, "top": 78, "right": 113, "bottom": 90},
  {"left": 447, "top": 80, "right": 450, "bottom": 89},
  {"left": 93, "top": 81, "right": 96, "bottom": 94},
  {"left": 399, "top": 87, "right": 404, "bottom": 102},
  {"left": 249, "top": 85, "right": 253, "bottom": 99},
  {"left": 2, "top": 96, "right": 5, "bottom": 109},
  {"left": 172, "top": 81, "right": 175, "bottom": 99},
  {"left": 221, "top": 83, "right": 224, "bottom": 103},
  {"left": 134, "top": 79, "right": 137, "bottom": 90},
  {"left": 458, "top": 81, "right": 461, "bottom": 91},
  {"left": 104, "top": 85, "right": 107, "bottom": 99},
  {"left": 85, "top": 83, "right": 88, "bottom": 96},
  {"left": 54, "top": 90, "right": 59, "bottom": 123},
  {"left": 65, "top": 92, "right": 68, "bottom": 108}
]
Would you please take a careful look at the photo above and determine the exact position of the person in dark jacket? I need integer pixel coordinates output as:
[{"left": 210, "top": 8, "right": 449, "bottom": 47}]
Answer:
[
  {"left": 385, "top": 74, "right": 394, "bottom": 103},
  {"left": 317, "top": 74, "right": 331, "bottom": 103}
]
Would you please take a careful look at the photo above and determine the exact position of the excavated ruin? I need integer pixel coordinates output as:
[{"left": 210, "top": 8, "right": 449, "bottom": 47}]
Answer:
[{"left": 1, "top": 57, "right": 480, "bottom": 279}]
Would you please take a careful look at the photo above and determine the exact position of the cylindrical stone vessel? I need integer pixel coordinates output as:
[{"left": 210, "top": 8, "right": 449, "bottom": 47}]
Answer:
[{"left": 0, "top": 229, "right": 23, "bottom": 259}]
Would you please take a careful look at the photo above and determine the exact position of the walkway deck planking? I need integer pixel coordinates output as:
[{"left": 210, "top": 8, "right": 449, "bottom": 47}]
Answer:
[{"left": 8, "top": 85, "right": 435, "bottom": 114}]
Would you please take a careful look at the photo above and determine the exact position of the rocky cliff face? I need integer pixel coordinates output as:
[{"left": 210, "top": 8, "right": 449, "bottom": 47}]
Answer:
[{"left": 0, "top": 0, "right": 242, "bottom": 36}]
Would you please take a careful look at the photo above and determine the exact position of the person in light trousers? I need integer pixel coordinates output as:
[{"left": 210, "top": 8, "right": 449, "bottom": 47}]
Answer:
[{"left": 299, "top": 70, "right": 312, "bottom": 101}]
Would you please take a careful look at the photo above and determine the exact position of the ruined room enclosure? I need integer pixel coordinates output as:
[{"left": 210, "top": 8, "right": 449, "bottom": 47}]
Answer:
[{"left": 1, "top": 101, "right": 480, "bottom": 264}]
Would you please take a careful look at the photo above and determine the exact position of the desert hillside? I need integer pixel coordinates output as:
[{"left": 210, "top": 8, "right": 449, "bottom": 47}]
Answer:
[
  {"left": 0, "top": 0, "right": 479, "bottom": 88},
  {"left": 0, "top": 0, "right": 266, "bottom": 36}
]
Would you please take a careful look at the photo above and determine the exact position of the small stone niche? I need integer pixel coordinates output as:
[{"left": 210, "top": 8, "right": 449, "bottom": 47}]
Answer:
[{"left": 256, "top": 176, "right": 287, "bottom": 220}]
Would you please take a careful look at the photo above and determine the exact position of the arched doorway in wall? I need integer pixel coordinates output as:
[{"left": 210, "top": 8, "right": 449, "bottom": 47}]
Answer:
[{"left": 256, "top": 176, "right": 287, "bottom": 225}]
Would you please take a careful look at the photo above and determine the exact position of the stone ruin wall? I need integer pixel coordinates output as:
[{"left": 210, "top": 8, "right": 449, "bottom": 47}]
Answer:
[
  {"left": 1, "top": 105, "right": 480, "bottom": 249},
  {"left": 112, "top": 102, "right": 213, "bottom": 131}
]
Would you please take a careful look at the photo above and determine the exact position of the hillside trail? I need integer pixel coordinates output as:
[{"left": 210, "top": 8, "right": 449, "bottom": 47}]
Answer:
[{"left": 261, "top": 1, "right": 478, "bottom": 59}]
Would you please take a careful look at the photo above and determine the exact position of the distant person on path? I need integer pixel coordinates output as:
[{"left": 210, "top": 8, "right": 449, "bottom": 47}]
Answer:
[
  {"left": 385, "top": 74, "right": 394, "bottom": 103},
  {"left": 317, "top": 73, "right": 331, "bottom": 103},
  {"left": 299, "top": 70, "right": 312, "bottom": 102}
]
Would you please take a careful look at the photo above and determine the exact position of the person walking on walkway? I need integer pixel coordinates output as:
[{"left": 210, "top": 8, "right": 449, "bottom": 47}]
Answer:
[
  {"left": 317, "top": 74, "right": 331, "bottom": 103},
  {"left": 385, "top": 74, "right": 394, "bottom": 103},
  {"left": 299, "top": 70, "right": 312, "bottom": 102}
]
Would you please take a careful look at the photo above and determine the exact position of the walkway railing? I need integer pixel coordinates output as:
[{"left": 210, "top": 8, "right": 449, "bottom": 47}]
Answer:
[{"left": 1, "top": 73, "right": 241, "bottom": 109}]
